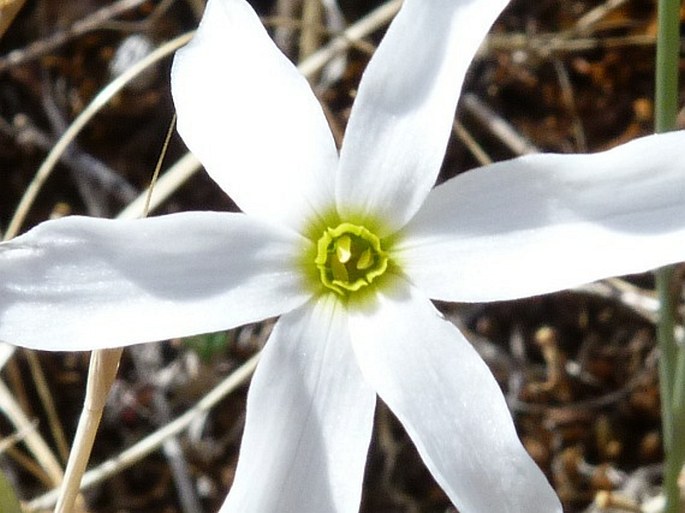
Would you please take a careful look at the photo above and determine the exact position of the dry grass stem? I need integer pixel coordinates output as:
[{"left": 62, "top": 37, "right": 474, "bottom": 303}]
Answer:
[
  {"left": 300, "top": 0, "right": 323, "bottom": 60},
  {"left": 573, "top": 0, "right": 630, "bottom": 34},
  {"left": 24, "top": 350, "right": 70, "bottom": 463},
  {"left": 452, "top": 120, "right": 493, "bottom": 166},
  {"left": 5, "top": 445, "right": 54, "bottom": 489},
  {"left": 297, "top": 0, "right": 401, "bottom": 78},
  {"left": 54, "top": 348, "right": 123, "bottom": 513},
  {"left": 574, "top": 278, "right": 670, "bottom": 324},
  {"left": 274, "top": 0, "right": 299, "bottom": 52},
  {"left": 117, "top": 152, "right": 202, "bottom": 219},
  {"left": 0, "top": 0, "right": 149, "bottom": 73},
  {"left": 28, "top": 352, "right": 260, "bottom": 512},
  {"left": 0, "top": 379, "right": 63, "bottom": 487},
  {"left": 485, "top": 33, "right": 655, "bottom": 57},
  {"left": 552, "top": 58, "right": 588, "bottom": 152},
  {"left": 461, "top": 93, "right": 540, "bottom": 155},
  {"left": 4, "top": 31, "right": 193, "bottom": 240}
]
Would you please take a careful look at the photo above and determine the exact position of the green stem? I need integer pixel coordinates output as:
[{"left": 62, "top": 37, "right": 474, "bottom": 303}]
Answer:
[
  {"left": 657, "top": 266, "right": 681, "bottom": 513},
  {"left": 674, "top": 344, "right": 685, "bottom": 490},
  {"left": 655, "top": 0, "right": 680, "bottom": 133},
  {"left": 674, "top": 345, "right": 685, "bottom": 415},
  {"left": 655, "top": 0, "right": 682, "bottom": 511},
  {"left": 657, "top": 269, "right": 676, "bottom": 437}
]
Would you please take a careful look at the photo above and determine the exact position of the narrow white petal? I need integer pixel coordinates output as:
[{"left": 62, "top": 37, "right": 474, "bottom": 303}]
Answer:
[
  {"left": 220, "top": 295, "right": 375, "bottom": 513},
  {"left": 0, "top": 213, "right": 310, "bottom": 350},
  {"left": 349, "top": 280, "right": 562, "bottom": 513},
  {"left": 336, "top": 0, "right": 508, "bottom": 235},
  {"left": 171, "top": 0, "right": 338, "bottom": 232},
  {"left": 397, "top": 132, "right": 685, "bottom": 301}
]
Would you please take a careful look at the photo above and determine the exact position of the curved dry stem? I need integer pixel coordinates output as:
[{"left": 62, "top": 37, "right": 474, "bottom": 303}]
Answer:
[{"left": 4, "top": 31, "right": 194, "bottom": 241}]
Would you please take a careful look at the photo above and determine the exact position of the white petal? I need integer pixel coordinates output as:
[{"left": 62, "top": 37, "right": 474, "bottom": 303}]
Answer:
[
  {"left": 171, "top": 0, "right": 338, "bottom": 232},
  {"left": 348, "top": 280, "right": 562, "bottom": 513},
  {"left": 397, "top": 131, "right": 685, "bottom": 302},
  {"left": 220, "top": 295, "right": 375, "bottom": 513},
  {"left": 336, "top": 0, "right": 508, "bottom": 235},
  {"left": 0, "top": 212, "right": 310, "bottom": 350}
]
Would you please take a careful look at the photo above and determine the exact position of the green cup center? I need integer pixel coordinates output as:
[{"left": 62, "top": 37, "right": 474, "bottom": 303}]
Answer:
[{"left": 315, "top": 222, "right": 388, "bottom": 295}]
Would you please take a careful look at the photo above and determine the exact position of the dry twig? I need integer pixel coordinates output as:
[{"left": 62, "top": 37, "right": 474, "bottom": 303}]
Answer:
[{"left": 0, "top": 0, "right": 149, "bottom": 73}]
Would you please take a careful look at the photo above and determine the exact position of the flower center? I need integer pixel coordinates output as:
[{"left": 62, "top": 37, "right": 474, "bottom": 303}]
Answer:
[{"left": 315, "top": 222, "right": 388, "bottom": 295}]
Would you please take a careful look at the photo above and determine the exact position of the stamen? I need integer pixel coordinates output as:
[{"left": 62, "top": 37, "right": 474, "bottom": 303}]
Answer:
[
  {"left": 314, "top": 222, "right": 388, "bottom": 296},
  {"left": 330, "top": 255, "right": 349, "bottom": 282},
  {"left": 336, "top": 235, "right": 352, "bottom": 263},
  {"left": 356, "top": 248, "right": 373, "bottom": 270}
]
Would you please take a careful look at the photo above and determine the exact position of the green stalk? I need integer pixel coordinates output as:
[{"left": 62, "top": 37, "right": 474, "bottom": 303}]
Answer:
[
  {"left": 674, "top": 343, "right": 685, "bottom": 504},
  {"left": 655, "top": 0, "right": 682, "bottom": 511},
  {"left": 657, "top": 266, "right": 681, "bottom": 513},
  {"left": 655, "top": 0, "right": 679, "bottom": 133}
]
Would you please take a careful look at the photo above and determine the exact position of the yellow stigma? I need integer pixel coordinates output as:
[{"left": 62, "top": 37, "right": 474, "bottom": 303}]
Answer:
[{"left": 315, "top": 222, "right": 388, "bottom": 296}]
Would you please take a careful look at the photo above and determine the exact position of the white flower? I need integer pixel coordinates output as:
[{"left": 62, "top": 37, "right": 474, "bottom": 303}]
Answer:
[{"left": 2, "top": 0, "right": 685, "bottom": 512}]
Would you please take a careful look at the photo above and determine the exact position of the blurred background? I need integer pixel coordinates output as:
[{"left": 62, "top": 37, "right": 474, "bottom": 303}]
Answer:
[{"left": 0, "top": 1, "right": 680, "bottom": 512}]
